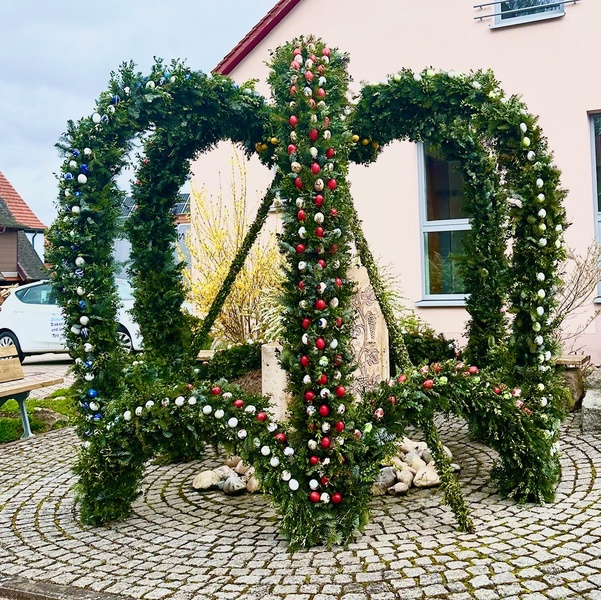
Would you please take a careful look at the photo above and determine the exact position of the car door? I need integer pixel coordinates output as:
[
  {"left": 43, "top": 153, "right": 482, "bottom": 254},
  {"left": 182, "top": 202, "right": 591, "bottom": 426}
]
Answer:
[{"left": 14, "top": 283, "right": 65, "bottom": 351}]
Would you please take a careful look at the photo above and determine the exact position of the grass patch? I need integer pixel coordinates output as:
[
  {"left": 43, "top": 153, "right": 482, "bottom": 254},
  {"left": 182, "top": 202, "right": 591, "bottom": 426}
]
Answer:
[{"left": 0, "top": 387, "right": 77, "bottom": 444}]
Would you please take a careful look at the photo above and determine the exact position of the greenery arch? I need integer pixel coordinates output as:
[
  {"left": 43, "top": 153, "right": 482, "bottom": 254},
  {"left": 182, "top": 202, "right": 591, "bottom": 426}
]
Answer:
[{"left": 46, "top": 36, "right": 567, "bottom": 548}]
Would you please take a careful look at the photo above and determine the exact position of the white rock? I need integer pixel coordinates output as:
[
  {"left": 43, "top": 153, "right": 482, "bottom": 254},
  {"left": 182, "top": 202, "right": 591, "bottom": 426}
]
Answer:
[
  {"left": 395, "top": 469, "right": 414, "bottom": 487},
  {"left": 223, "top": 475, "right": 247, "bottom": 495},
  {"left": 192, "top": 470, "right": 221, "bottom": 490},
  {"left": 224, "top": 455, "right": 241, "bottom": 468},
  {"left": 234, "top": 460, "right": 251, "bottom": 475},
  {"left": 387, "top": 482, "right": 410, "bottom": 496},
  {"left": 377, "top": 466, "right": 397, "bottom": 488},
  {"left": 451, "top": 463, "right": 461, "bottom": 473},
  {"left": 413, "top": 463, "right": 441, "bottom": 488},
  {"left": 403, "top": 451, "right": 427, "bottom": 471},
  {"left": 371, "top": 482, "right": 388, "bottom": 496},
  {"left": 214, "top": 465, "right": 235, "bottom": 479},
  {"left": 246, "top": 475, "right": 261, "bottom": 493}
]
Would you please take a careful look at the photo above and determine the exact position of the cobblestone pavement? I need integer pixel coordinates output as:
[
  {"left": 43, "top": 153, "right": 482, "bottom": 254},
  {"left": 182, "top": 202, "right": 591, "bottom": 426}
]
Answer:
[{"left": 0, "top": 413, "right": 600, "bottom": 600}]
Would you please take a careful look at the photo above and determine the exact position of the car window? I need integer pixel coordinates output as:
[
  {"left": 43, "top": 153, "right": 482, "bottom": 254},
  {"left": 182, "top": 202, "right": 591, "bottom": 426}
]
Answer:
[{"left": 15, "top": 284, "right": 57, "bottom": 305}]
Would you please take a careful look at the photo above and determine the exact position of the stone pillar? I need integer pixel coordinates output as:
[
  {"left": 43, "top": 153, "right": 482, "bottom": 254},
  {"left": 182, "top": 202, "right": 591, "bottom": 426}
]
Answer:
[
  {"left": 261, "top": 343, "right": 290, "bottom": 421},
  {"left": 347, "top": 262, "right": 390, "bottom": 396}
]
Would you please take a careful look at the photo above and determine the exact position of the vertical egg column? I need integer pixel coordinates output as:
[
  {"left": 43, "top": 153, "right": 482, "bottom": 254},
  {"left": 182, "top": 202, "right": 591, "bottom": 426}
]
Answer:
[{"left": 272, "top": 39, "right": 358, "bottom": 513}]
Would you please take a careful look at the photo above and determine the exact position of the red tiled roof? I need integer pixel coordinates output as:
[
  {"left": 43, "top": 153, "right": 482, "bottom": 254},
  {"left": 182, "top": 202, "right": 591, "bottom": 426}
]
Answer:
[
  {"left": 214, "top": 0, "right": 302, "bottom": 75},
  {"left": 0, "top": 171, "right": 46, "bottom": 231}
]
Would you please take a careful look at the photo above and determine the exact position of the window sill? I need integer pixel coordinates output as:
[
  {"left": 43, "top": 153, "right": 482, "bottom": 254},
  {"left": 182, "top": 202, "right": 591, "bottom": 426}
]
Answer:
[
  {"left": 593, "top": 297, "right": 601, "bottom": 305},
  {"left": 415, "top": 298, "right": 467, "bottom": 308},
  {"left": 490, "top": 11, "right": 564, "bottom": 29}
]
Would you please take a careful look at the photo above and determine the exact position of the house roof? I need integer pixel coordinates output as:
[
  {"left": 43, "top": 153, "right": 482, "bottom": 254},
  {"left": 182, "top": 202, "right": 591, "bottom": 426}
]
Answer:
[
  {"left": 213, "top": 0, "right": 302, "bottom": 75},
  {"left": 0, "top": 198, "right": 25, "bottom": 230},
  {"left": 16, "top": 230, "right": 45, "bottom": 281},
  {"left": 0, "top": 171, "right": 46, "bottom": 232}
]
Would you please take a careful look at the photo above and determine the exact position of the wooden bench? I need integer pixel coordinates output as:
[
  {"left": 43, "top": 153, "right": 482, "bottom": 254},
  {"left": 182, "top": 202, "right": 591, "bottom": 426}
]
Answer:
[{"left": 0, "top": 345, "right": 64, "bottom": 439}]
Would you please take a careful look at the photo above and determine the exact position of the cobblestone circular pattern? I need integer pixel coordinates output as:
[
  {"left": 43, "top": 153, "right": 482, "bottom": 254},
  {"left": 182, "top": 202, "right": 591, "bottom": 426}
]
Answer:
[{"left": 1, "top": 414, "right": 600, "bottom": 600}]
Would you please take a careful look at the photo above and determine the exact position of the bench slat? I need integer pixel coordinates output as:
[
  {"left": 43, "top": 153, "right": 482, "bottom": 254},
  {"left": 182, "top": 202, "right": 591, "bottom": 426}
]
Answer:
[{"left": 0, "top": 375, "right": 64, "bottom": 399}]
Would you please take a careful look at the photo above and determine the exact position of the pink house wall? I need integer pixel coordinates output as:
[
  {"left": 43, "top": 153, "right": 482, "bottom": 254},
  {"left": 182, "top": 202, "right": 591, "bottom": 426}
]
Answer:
[{"left": 191, "top": 0, "right": 601, "bottom": 361}]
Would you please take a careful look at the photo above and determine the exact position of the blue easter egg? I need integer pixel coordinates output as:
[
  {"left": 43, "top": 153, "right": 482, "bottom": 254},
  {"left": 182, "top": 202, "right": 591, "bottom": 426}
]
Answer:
[
  {"left": 79, "top": 300, "right": 87, "bottom": 310},
  {"left": 93, "top": 413, "right": 103, "bottom": 421},
  {"left": 85, "top": 360, "right": 93, "bottom": 368},
  {"left": 81, "top": 402, "right": 89, "bottom": 410},
  {"left": 64, "top": 173, "right": 73, "bottom": 180},
  {"left": 74, "top": 191, "right": 81, "bottom": 196},
  {"left": 111, "top": 94, "right": 121, "bottom": 104},
  {"left": 158, "top": 77, "right": 166, "bottom": 86},
  {"left": 163, "top": 71, "right": 170, "bottom": 78},
  {"left": 81, "top": 327, "right": 90, "bottom": 338},
  {"left": 75, "top": 268, "right": 84, "bottom": 277},
  {"left": 72, "top": 149, "right": 80, "bottom": 157},
  {"left": 84, "top": 430, "right": 92, "bottom": 437},
  {"left": 101, "top": 114, "right": 109, "bottom": 124},
  {"left": 87, "top": 389, "right": 98, "bottom": 398},
  {"left": 80, "top": 164, "right": 89, "bottom": 174}
]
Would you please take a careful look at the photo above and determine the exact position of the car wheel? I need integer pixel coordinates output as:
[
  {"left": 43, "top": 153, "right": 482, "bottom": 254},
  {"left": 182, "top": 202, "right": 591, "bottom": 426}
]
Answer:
[
  {"left": 0, "top": 330, "right": 24, "bottom": 362},
  {"left": 117, "top": 325, "right": 134, "bottom": 353}
]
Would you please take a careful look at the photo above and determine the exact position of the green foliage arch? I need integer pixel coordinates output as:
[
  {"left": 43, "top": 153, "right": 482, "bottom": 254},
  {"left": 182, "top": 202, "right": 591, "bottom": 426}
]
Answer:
[{"left": 47, "top": 37, "right": 567, "bottom": 548}]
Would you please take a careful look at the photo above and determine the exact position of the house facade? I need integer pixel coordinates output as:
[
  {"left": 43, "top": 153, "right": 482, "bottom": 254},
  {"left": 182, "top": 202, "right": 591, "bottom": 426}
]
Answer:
[
  {"left": 191, "top": 0, "right": 601, "bottom": 360},
  {"left": 0, "top": 171, "right": 46, "bottom": 285}
]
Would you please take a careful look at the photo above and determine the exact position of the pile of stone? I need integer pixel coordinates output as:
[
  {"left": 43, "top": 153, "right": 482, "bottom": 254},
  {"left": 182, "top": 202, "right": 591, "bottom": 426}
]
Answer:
[
  {"left": 192, "top": 456, "right": 260, "bottom": 495},
  {"left": 191, "top": 437, "right": 460, "bottom": 497},
  {"left": 372, "top": 436, "right": 460, "bottom": 497}
]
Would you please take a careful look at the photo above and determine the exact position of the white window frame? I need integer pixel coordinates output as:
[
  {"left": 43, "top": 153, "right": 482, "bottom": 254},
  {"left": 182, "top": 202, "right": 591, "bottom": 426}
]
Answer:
[
  {"left": 491, "top": 0, "right": 565, "bottom": 28},
  {"left": 590, "top": 114, "right": 601, "bottom": 301},
  {"left": 416, "top": 142, "right": 469, "bottom": 307}
]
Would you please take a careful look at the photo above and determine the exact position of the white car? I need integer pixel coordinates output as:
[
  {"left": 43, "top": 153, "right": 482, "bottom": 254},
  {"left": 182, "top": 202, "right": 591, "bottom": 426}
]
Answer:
[{"left": 0, "top": 279, "right": 143, "bottom": 362}]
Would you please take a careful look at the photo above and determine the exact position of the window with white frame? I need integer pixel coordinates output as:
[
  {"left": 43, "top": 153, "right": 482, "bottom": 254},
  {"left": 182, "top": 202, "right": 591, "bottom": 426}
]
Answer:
[
  {"left": 419, "top": 143, "right": 470, "bottom": 301},
  {"left": 592, "top": 114, "right": 601, "bottom": 296},
  {"left": 496, "top": 0, "right": 564, "bottom": 26}
]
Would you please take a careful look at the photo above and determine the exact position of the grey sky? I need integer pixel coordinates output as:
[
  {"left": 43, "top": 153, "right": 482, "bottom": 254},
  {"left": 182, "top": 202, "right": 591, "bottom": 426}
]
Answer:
[{"left": 0, "top": 0, "right": 279, "bottom": 228}]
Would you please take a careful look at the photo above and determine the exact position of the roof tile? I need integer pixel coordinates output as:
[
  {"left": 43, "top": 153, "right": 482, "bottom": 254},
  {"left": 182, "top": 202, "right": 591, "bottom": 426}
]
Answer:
[{"left": 0, "top": 171, "right": 46, "bottom": 231}]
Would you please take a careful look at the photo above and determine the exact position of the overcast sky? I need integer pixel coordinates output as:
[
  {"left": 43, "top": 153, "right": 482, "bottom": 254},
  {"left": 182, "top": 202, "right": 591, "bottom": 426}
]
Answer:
[{"left": 0, "top": 1, "right": 279, "bottom": 228}]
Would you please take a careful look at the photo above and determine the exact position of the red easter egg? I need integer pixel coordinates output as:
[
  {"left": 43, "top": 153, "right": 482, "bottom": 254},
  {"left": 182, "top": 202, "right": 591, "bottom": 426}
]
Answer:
[
  {"left": 309, "top": 455, "right": 320, "bottom": 466},
  {"left": 305, "top": 70, "right": 314, "bottom": 81},
  {"left": 297, "top": 210, "right": 307, "bottom": 221},
  {"left": 289, "top": 115, "right": 299, "bottom": 127},
  {"left": 290, "top": 85, "right": 297, "bottom": 95},
  {"left": 336, "top": 386, "right": 346, "bottom": 398},
  {"left": 398, "top": 374, "right": 407, "bottom": 383},
  {"left": 327, "top": 179, "right": 337, "bottom": 190},
  {"left": 423, "top": 379, "right": 435, "bottom": 389},
  {"left": 335, "top": 421, "right": 345, "bottom": 432},
  {"left": 334, "top": 354, "right": 343, "bottom": 366},
  {"left": 330, "top": 208, "right": 338, "bottom": 217},
  {"left": 301, "top": 355, "right": 310, "bottom": 367},
  {"left": 332, "top": 492, "right": 342, "bottom": 504},
  {"left": 310, "top": 491, "right": 321, "bottom": 503},
  {"left": 296, "top": 244, "right": 306, "bottom": 254},
  {"left": 311, "top": 163, "right": 321, "bottom": 174},
  {"left": 321, "top": 437, "right": 331, "bottom": 449},
  {"left": 309, "top": 129, "right": 319, "bottom": 141},
  {"left": 291, "top": 60, "right": 300, "bottom": 70},
  {"left": 317, "top": 259, "right": 326, "bottom": 269},
  {"left": 316, "top": 227, "right": 324, "bottom": 238},
  {"left": 305, "top": 390, "right": 316, "bottom": 402},
  {"left": 295, "top": 177, "right": 303, "bottom": 189},
  {"left": 322, "top": 47, "right": 331, "bottom": 57},
  {"left": 335, "top": 277, "right": 342, "bottom": 287},
  {"left": 233, "top": 399, "right": 244, "bottom": 409},
  {"left": 275, "top": 432, "right": 286, "bottom": 444},
  {"left": 257, "top": 412, "right": 267, "bottom": 422},
  {"left": 316, "top": 299, "right": 326, "bottom": 310},
  {"left": 211, "top": 386, "right": 221, "bottom": 396},
  {"left": 324, "top": 117, "right": 331, "bottom": 128},
  {"left": 302, "top": 318, "right": 311, "bottom": 329},
  {"left": 315, "top": 194, "right": 324, "bottom": 207},
  {"left": 318, "top": 374, "right": 328, "bottom": 385},
  {"left": 319, "top": 404, "right": 330, "bottom": 417},
  {"left": 326, "top": 148, "right": 335, "bottom": 159},
  {"left": 288, "top": 144, "right": 297, "bottom": 155},
  {"left": 298, "top": 280, "right": 305, "bottom": 290},
  {"left": 335, "top": 318, "right": 343, "bottom": 327},
  {"left": 315, "top": 337, "right": 326, "bottom": 350},
  {"left": 320, "top": 476, "right": 329, "bottom": 486},
  {"left": 317, "top": 88, "right": 326, "bottom": 98}
]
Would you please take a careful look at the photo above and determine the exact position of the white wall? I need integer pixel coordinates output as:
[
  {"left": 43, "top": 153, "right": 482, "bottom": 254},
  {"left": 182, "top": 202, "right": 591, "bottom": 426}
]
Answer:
[{"left": 192, "top": 0, "right": 601, "bottom": 360}]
